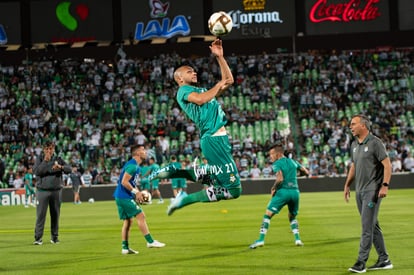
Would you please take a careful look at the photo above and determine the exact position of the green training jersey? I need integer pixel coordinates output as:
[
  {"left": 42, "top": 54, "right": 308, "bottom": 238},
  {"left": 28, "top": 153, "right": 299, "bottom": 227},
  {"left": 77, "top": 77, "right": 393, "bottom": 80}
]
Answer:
[
  {"left": 176, "top": 85, "right": 227, "bottom": 139},
  {"left": 273, "top": 157, "right": 302, "bottom": 190}
]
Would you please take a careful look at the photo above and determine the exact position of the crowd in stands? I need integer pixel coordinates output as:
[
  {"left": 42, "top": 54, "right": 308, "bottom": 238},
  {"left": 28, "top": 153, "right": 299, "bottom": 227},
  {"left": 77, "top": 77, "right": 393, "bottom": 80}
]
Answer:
[{"left": 1, "top": 46, "right": 414, "bottom": 188}]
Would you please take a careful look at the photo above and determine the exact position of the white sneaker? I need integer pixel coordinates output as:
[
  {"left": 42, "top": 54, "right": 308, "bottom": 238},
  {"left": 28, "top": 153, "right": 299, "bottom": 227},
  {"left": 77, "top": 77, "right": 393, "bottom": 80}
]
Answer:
[
  {"left": 122, "top": 248, "right": 139, "bottom": 254},
  {"left": 249, "top": 240, "right": 264, "bottom": 249},
  {"left": 295, "top": 240, "right": 304, "bottom": 246},
  {"left": 167, "top": 191, "right": 187, "bottom": 216},
  {"left": 147, "top": 240, "right": 165, "bottom": 248}
]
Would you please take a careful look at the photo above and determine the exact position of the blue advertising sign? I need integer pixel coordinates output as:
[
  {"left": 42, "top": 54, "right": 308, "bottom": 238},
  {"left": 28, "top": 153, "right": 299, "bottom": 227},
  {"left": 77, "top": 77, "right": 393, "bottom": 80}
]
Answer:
[
  {"left": 121, "top": 0, "right": 204, "bottom": 41},
  {"left": 0, "top": 24, "right": 7, "bottom": 45}
]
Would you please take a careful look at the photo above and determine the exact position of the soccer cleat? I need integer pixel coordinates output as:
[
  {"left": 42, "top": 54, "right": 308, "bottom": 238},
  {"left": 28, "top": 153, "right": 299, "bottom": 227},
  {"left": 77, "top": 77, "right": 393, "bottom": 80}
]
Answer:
[
  {"left": 121, "top": 248, "right": 139, "bottom": 254},
  {"left": 33, "top": 240, "right": 43, "bottom": 245},
  {"left": 348, "top": 261, "right": 366, "bottom": 273},
  {"left": 147, "top": 240, "right": 166, "bottom": 248},
  {"left": 249, "top": 240, "right": 264, "bottom": 249},
  {"left": 148, "top": 164, "right": 177, "bottom": 181},
  {"left": 367, "top": 259, "right": 393, "bottom": 270},
  {"left": 167, "top": 191, "right": 187, "bottom": 216},
  {"left": 50, "top": 239, "right": 60, "bottom": 244},
  {"left": 295, "top": 240, "right": 304, "bottom": 246}
]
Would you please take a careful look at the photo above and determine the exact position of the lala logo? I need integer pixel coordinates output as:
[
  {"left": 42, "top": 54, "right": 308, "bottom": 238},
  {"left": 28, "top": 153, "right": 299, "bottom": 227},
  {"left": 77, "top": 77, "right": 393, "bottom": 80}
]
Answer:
[
  {"left": 134, "top": 0, "right": 190, "bottom": 40},
  {"left": 56, "top": 1, "right": 89, "bottom": 31}
]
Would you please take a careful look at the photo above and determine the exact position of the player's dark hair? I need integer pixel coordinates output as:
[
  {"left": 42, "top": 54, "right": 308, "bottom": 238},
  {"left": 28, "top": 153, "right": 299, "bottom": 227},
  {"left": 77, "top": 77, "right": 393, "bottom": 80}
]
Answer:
[
  {"left": 131, "top": 145, "right": 144, "bottom": 156},
  {"left": 267, "top": 142, "right": 284, "bottom": 153}
]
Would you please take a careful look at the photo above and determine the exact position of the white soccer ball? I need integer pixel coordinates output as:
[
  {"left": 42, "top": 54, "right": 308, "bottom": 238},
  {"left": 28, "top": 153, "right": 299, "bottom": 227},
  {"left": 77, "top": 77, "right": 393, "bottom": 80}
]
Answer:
[
  {"left": 141, "top": 190, "right": 152, "bottom": 204},
  {"left": 208, "top": 11, "right": 233, "bottom": 36},
  {"left": 88, "top": 198, "right": 95, "bottom": 203}
]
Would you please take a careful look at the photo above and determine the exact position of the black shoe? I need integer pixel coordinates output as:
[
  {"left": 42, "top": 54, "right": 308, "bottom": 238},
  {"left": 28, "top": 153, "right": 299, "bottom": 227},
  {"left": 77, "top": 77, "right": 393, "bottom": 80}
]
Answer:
[
  {"left": 348, "top": 261, "right": 366, "bottom": 273},
  {"left": 33, "top": 239, "right": 43, "bottom": 245},
  {"left": 50, "top": 238, "right": 60, "bottom": 244},
  {"left": 368, "top": 259, "right": 393, "bottom": 270}
]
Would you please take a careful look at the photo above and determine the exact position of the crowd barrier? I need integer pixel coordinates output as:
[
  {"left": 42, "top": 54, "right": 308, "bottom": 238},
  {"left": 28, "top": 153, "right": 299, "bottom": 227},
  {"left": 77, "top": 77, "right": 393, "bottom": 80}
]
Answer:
[{"left": 2, "top": 173, "right": 413, "bottom": 206}]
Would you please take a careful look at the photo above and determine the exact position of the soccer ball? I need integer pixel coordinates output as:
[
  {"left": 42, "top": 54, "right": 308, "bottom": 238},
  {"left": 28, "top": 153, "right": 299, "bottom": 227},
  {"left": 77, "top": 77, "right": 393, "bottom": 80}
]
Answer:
[
  {"left": 208, "top": 11, "right": 233, "bottom": 36},
  {"left": 141, "top": 190, "right": 152, "bottom": 204},
  {"left": 88, "top": 198, "right": 95, "bottom": 203}
]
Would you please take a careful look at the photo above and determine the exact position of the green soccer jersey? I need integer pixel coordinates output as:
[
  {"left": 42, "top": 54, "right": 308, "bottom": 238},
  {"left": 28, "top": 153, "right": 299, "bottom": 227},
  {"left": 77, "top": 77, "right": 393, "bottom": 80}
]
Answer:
[
  {"left": 273, "top": 157, "right": 302, "bottom": 190},
  {"left": 176, "top": 85, "right": 227, "bottom": 139}
]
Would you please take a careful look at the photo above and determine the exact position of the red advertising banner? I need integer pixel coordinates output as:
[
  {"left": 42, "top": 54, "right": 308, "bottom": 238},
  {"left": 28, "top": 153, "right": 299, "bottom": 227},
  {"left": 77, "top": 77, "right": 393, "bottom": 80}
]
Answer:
[
  {"left": 30, "top": 0, "right": 114, "bottom": 44},
  {"left": 305, "top": 0, "right": 390, "bottom": 35},
  {"left": 212, "top": 0, "right": 296, "bottom": 39},
  {"left": 0, "top": 2, "right": 21, "bottom": 44},
  {"left": 121, "top": 0, "right": 205, "bottom": 41}
]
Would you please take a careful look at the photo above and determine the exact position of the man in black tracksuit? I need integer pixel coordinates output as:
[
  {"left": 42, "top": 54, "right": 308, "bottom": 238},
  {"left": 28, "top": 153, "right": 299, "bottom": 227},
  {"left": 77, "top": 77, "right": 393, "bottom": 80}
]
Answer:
[{"left": 33, "top": 140, "right": 71, "bottom": 245}]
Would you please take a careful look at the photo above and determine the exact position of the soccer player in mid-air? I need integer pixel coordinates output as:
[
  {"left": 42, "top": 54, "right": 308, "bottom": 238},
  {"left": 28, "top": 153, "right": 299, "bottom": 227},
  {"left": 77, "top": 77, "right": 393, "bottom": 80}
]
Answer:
[{"left": 149, "top": 38, "right": 241, "bottom": 215}]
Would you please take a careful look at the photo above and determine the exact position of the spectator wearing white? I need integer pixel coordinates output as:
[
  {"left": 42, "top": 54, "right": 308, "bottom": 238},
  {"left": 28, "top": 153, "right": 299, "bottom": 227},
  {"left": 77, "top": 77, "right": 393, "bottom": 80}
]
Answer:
[
  {"left": 239, "top": 166, "right": 250, "bottom": 178},
  {"left": 250, "top": 164, "right": 262, "bottom": 178},
  {"left": 311, "top": 131, "right": 322, "bottom": 153},
  {"left": 134, "top": 129, "right": 147, "bottom": 146},
  {"left": 262, "top": 162, "right": 273, "bottom": 178},
  {"left": 403, "top": 151, "right": 414, "bottom": 172},
  {"left": 391, "top": 157, "right": 402, "bottom": 173},
  {"left": 159, "top": 136, "right": 170, "bottom": 159},
  {"left": 243, "top": 134, "right": 253, "bottom": 150},
  {"left": 82, "top": 167, "right": 93, "bottom": 187}
]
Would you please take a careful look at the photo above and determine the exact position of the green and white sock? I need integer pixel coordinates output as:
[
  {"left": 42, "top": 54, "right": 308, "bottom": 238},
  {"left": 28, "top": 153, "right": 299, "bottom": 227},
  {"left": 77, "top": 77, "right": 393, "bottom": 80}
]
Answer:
[
  {"left": 290, "top": 219, "right": 301, "bottom": 241},
  {"left": 258, "top": 215, "right": 271, "bottom": 241},
  {"left": 122, "top": 240, "right": 128, "bottom": 250}
]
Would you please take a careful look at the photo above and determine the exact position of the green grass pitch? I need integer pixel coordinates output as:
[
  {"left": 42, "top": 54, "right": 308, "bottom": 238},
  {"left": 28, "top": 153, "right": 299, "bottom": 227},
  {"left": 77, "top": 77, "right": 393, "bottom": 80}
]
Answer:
[{"left": 1, "top": 189, "right": 413, "bottom": 275}]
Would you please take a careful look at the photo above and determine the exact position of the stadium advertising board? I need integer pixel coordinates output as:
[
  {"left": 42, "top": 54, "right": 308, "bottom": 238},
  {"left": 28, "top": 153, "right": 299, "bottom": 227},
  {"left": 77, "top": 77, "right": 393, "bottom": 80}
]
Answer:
[
  {"left": 121, "top": 0, "right": 204, "bottom": 41},
  {"left": 211, "top": 0, "right": 295, "bottom": 39},
  {"left": 305, "top": 0, "right": 390, "bottom": 35},
  {"left": 0, "top": 2, "right": 21, "bottom": 45},
  {"left": 30, "top": 0, "right": 113, "bottom": 44},
  {"left": 398, "top": 0, "right": 414, "bottom": 30},
  {"left": 0, "top": 189, "right": 26, "bottom": 206}
]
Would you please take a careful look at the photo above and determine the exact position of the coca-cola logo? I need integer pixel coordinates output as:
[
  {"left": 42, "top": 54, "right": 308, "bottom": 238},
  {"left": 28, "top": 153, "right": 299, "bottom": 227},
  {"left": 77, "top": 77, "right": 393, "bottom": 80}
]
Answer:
[{"left": 309, "top": 0, "right": 381, "bottom": 23}]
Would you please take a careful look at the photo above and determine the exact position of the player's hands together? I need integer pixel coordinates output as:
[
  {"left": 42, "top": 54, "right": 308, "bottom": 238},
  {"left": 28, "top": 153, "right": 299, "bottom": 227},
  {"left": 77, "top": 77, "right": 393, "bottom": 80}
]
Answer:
[{"left": 52, "top": 161, "right": 63, "bottom": 171}]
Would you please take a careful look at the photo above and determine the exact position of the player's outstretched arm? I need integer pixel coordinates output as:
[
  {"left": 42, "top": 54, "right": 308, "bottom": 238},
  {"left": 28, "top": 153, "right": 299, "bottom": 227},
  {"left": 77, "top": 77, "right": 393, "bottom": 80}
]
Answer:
[{"left": 210, "top": 39, "right": 233, "bottom": 94}]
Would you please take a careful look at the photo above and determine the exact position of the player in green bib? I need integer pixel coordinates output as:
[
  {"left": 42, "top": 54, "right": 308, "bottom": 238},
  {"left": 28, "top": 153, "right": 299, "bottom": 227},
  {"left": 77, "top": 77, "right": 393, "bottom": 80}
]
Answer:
[
  {"left": 250, "top": 143, "right": 309, "bottom": 249},
  {"left": 148, "top": 38, "right": 241, "bottom": 215}
]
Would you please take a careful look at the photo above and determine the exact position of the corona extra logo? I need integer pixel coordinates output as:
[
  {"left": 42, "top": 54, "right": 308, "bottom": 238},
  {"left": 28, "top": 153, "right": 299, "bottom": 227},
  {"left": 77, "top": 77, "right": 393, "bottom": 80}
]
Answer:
[
  {"left": 56, "top": 1, "right": 89, "bottom": 31},
  {"left": 228, "top": 9, "right": 282, "bottom": 29},
  {"left": 0, "top": 24, "right": 7, "bottom": 45},
  {"left": 134, "top": 0, "right": 190, "bottom": 40},
  {"left": 243, "top": 0, "right": 266, "bottom": 11}
]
